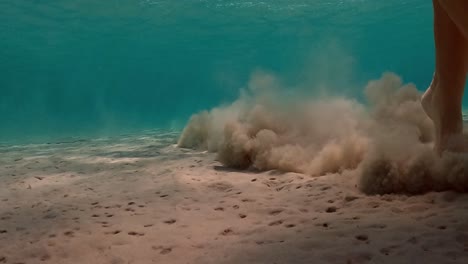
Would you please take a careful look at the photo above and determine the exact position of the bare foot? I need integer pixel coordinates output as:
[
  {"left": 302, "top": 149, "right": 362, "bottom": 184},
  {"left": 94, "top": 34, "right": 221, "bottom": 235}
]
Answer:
[
  {"left": 443, "top": 134, "right": 468, "bottom": 153},
  {"left": 422, "top": 75, "right": 465, "bottom": 154}
]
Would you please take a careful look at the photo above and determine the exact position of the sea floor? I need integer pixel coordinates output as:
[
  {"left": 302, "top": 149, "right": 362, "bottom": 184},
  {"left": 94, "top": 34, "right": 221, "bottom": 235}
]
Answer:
[{"left": 0, "top": 130, "right": 467, "bottom": 264}]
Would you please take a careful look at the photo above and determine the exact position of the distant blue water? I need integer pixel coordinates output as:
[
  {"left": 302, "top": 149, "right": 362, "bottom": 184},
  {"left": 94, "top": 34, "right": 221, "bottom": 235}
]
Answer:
[{"left": 0, "top": 0, "right": 440, "bottom": 143}]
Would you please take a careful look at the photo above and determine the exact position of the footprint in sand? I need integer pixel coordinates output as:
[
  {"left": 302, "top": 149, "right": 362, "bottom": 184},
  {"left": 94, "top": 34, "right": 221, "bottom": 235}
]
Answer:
[
  {"left": 63, "top": 231, "right": 75, "bottom": 237},
  {"left": 239, "top": 214, "right": 247, "bottom": 219},
  {"left": 160, "top": 248, "right": 172, "bottom": 255},
  {"left": 220, "top": 228, "right": 234, "bottom": 236},
  {"left": 269, "top": 220, "right": 284, "bottom": 226},
  {"left": 355, "top": 234, "right": 369, "bottom": 241},
  {"left": 164, "top": 219, "right": 177, "bottom": 224},
  {"left": 152, "top": 246, "right": 173, "bottom": 255},
  {"left": 269, "top": 209, "right": 283, "bottom": 216},
  {"left": 47, "top": 239, "right": 57, "bottom": 247},
  {"left": 128, "top": 231, "right": 144, "bottom": 236},
  {"left": 105, "top": 230, "right": 121, "bottom": 235},
  {"left": 181, "top": 206, "right": 192, "bottom": 211}
]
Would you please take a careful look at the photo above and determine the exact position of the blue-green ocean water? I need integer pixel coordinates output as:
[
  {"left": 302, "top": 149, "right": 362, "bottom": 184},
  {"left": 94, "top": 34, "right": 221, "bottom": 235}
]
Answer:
[{"left": 0, "top": 0, "right": 442, "bottom": 143}]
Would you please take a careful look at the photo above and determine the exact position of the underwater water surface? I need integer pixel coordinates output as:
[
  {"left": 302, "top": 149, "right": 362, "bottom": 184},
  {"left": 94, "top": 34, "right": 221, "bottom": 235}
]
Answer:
[{"left": 0, "top": 0, "right": 440, "bottom": 143}]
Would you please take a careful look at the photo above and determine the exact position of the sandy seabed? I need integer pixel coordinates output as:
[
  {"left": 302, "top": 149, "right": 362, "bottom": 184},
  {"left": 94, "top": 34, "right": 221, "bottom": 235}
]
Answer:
[{"left": 0, "top": 130, "right": 468, "bottom": 264}]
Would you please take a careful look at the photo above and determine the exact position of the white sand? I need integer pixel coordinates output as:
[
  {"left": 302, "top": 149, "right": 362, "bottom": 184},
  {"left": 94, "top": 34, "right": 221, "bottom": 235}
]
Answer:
[{"left": 0, "top": 130, "right": 468, "bottom": 264}]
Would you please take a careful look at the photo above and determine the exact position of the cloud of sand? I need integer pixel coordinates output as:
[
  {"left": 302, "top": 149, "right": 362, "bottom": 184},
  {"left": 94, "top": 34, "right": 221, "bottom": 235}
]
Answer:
[{"left": 178, "top": 71, "right": 468, "bottom": 194}]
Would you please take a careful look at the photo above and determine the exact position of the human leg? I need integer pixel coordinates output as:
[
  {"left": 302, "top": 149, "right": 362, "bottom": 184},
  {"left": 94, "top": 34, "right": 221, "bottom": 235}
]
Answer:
[
  {"left": 437, "top": 0, "right": 468, "bottom": 39},
  {"left": 424, "top": 0, "right": 468, "bottom": 153}
]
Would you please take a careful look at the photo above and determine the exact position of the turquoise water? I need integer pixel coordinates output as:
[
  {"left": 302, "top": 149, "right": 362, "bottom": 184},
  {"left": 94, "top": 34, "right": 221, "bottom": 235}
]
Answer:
[{"left": 1, "top": 0, "right": 437, "bottom": 143}]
